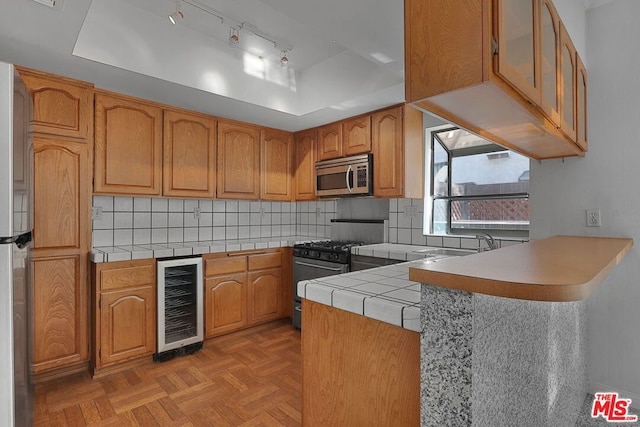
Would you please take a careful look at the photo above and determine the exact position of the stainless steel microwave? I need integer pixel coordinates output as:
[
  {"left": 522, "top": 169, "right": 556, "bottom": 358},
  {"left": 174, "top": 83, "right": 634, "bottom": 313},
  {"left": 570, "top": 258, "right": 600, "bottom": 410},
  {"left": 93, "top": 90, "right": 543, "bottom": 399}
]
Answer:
[{"left": 315, "top": 154, "right": 372, "bottom": 197}]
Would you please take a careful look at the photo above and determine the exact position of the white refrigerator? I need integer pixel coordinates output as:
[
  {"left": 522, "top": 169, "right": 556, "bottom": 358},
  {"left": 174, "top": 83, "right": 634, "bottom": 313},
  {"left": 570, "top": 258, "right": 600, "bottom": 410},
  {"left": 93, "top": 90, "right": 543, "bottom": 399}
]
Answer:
[{"left": 0, "top": 61, "right": 34, "bottom": 426}]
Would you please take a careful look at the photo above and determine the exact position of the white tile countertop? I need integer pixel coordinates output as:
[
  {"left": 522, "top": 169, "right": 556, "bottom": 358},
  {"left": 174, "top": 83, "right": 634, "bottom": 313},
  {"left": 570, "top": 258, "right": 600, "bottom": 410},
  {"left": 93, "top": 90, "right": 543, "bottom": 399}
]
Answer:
[
  {"left": 91, "top": 235, "right": 324, "bottom": 262},
  {"left": 298, "top": 242, "right": 482, "bottom": 332},
  {"left": 351, "top": 242, "right": 477, "bottom": 261},
  {"left": 297, "top": 261, "right": 425, "bottom": 332}
]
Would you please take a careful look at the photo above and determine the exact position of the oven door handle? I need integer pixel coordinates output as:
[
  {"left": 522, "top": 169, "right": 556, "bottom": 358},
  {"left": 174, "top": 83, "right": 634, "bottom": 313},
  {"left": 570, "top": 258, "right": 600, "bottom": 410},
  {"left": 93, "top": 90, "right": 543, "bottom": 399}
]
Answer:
[
  {"left": 294, "top": 260, "right": 345, "bottom": 272},
  {"left": 346, "top": 165, "right": 353, "bottom": 193}
]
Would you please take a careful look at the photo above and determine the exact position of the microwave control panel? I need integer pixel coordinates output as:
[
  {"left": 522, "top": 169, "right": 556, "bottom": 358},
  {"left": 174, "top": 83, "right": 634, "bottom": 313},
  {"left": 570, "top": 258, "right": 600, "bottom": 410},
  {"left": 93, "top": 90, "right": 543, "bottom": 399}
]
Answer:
[{"left": 356, "top": 165, "right": 368, "bottom": 187}]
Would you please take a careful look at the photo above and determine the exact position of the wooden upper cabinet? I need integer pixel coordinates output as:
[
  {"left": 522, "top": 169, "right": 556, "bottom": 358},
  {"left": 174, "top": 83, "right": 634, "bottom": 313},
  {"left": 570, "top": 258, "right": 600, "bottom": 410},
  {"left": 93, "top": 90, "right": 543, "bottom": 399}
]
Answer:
[
  {"left": 94, "top": 92, "right": 163, "bottom": 196},
  {"left": 33, "top": 138, "right": 89, "bottom": 252},
  {"left": 163, "top": 109, "right": 217, "bottom": 198},
  {"left": 372, "top": 107, "right": 403, "bottom": 198},
  {"left": 404, "top": 0, "right": 586, "bottom": 159},
  {"left": 294, "top": 129, "right": 316, "bottom": 201},
  {"left": 559, "top": 22, "right": 577, "bottom": 143},
  {"left": 317, "top": 122, "right": 343, "bottom": 161},
  {"left": 261, "top": 129, "right": 293, "bottom": 201},
  {"left": 18, "top": 68, "right": 93, "bottom": 140},
  {"left": 576, "top": 54, "right": 587, "bottom": 151},
  {"left": 342, "top": 115, "right": 371, "bottom": 156},
  {"left": 539, "top": 0, "right": 560, "bottom": 124},
  {"left": 372, "top": 105, "right": 424, "bottom": 199},
  {"left": 495, "top": 0, "right": 540, "bottom": 105},
  {"left": 217, "top": 120, "right": 261, "bottom": 200}
]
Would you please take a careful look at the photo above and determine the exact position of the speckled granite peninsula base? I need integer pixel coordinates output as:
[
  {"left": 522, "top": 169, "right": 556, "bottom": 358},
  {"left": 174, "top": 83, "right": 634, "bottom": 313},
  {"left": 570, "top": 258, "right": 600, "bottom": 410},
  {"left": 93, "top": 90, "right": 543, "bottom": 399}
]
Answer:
[{"left": 421, "top": 284, "right": 586, "bottom": 427}]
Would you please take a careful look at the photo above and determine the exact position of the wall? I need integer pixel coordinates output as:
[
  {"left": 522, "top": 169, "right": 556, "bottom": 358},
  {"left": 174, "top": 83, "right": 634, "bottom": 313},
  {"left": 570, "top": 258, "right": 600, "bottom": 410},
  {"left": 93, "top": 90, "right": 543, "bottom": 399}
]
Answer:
[{"left": 530, "top": 0, "right": 640, "bottom": 402}]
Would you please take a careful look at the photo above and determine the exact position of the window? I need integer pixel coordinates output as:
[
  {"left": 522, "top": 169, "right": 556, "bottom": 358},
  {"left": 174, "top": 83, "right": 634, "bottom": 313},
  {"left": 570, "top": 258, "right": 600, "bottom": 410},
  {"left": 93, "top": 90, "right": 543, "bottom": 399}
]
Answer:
[{"left": 428, "top": 127, "right": 530, "bottom": 234}]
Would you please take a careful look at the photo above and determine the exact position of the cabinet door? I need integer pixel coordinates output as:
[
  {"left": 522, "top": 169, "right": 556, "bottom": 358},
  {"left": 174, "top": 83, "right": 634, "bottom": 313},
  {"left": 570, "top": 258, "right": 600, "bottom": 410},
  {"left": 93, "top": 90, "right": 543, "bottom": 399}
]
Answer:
[
  {"left": 294, "top": 129, "right": 316, "bottom": 201},
  {"left": 495, "top": 0, "right": 540, "bottom": 105},
  {"left": 539, "top": 0, "right": 560, "bottom": 124},
  {"left": 163, "top": 110, "right": 217, "bottom": 198},
  {"left": 372, "top": 106, "right": 403, "bottom": 198},
  {"left": 248, "top": 269, "right": 282, "bottom": 325},
  {"left": 217, "top": 121, "right": 261, "bottom": 200},
  {"left": 317, "top": 122, "right": 342, "bottom": 161},
  {"left": 205, "top": 274, "right": 247, "bottom": 338},
  {"left": 18, "top": 71, "right": 92, "bottom": 140},
  {"left": 343, "top": 115, "right": 371, "bottom": 156},
  {"left": 261, "top": 129, "right": 293, "bottom": 201},
  {"left": 100, "top": 287, "right": 156, "bottom": 366},
  {"left": 576, "top": 55, "right": 587, "bottom": 151},
  {"left": 94, "top": 93, "right": 163, "bottom": 195},
  {"left": 32, "top": 255, "right": 87, "bottom": 373},
  {"left": 33, "top": 138, "right": 89, "bottom": 251},
  {"left": 559, "top": 23, "right": 577, "bottom": 143}
]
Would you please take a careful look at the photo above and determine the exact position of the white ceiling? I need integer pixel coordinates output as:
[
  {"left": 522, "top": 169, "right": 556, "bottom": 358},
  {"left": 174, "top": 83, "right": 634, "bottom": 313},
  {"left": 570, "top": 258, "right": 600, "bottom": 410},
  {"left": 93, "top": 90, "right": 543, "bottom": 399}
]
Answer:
[{"left": 1, "top": 0, "right": 405, "bottom": 131}]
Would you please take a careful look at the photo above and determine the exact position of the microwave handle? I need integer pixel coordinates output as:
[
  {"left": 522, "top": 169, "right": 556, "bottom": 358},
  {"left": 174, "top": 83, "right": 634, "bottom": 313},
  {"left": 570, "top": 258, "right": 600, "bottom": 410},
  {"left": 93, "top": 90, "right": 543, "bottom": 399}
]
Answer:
[{"left": 346, "top": 165, "right": 353, "bottom": 193}]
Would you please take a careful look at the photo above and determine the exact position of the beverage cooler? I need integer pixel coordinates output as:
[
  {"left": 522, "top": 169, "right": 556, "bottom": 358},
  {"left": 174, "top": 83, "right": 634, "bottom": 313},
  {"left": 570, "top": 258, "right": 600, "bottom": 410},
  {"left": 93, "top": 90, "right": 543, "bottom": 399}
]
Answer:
[{"left": 155, "top": 256, "right": 203, "bottom": 361}]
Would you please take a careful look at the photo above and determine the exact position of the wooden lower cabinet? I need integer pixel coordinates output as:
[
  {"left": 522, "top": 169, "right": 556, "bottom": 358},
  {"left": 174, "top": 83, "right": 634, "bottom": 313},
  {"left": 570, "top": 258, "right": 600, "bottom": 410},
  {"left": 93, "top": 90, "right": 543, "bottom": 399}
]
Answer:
[
  {"left": 205, "top": 274, "right": 247, "bottom": 338},
  {"left": 248, "top": 268, "right": 282, "bottom": 325},
  {"left": 204, "top": 249, "right": 287, "bottom": 338},
  {"left": 302, "top": 300, "right": 420, "bottom": 426},
  {"left": 99, "top": 287, "right": 155, "bottom": 366},
  {"left": 92, "top": 259, "right": 156, "bottom": 375},
  {"left": 31, "top": 255, "right": 88, "bottom": 376}
]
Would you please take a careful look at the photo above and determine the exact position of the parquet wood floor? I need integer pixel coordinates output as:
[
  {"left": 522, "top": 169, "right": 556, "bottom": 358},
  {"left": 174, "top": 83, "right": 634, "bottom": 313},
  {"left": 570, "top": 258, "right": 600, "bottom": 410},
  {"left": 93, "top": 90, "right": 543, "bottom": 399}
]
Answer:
[{"left": 34, "top": 320, "right": 302, "bottom": 426}]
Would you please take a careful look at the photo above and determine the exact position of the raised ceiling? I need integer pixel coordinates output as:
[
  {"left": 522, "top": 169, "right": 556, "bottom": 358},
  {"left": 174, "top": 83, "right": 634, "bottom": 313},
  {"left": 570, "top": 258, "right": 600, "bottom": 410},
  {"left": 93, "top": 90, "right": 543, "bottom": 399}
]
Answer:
[{"left": 1, "top": 0, "right": 405, "bottom": 131}]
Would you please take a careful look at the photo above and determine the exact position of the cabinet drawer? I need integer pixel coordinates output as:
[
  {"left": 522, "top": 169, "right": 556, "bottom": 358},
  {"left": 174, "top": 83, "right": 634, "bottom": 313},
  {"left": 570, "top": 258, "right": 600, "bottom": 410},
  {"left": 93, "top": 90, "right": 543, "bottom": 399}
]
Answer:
[
  {"left": 100, "top": 263, "right": 155, "bottom": 291},
  {"left": 206, "top": 256, "right": 247, "bottom": 276},
  {"left": 248, "top": 252, "right": 282, "bottom": 271}
]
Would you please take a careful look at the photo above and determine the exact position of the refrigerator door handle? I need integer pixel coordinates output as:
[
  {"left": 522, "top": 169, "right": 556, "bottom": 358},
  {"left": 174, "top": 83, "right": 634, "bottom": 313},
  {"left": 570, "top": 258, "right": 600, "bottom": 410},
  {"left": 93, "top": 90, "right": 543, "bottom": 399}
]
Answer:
[{"left": 0, "top": 231, "right": 32, "bottom": 248}]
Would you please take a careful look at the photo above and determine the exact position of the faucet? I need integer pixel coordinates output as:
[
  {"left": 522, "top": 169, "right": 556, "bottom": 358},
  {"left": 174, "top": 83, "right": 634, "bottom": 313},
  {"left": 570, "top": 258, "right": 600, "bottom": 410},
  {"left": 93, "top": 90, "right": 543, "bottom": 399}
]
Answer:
[{"left": 476, "top": 232, "right": 499, "bottom": 251}]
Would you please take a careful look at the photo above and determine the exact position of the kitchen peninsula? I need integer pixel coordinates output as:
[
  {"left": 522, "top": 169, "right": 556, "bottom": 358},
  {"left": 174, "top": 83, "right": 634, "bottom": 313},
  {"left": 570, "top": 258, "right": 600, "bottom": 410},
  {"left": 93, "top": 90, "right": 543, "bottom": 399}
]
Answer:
[
  {"left": 298, "top": 236, "right": 632, "bottom": 426},
  {"left": 409, "top": 235, "right": 633, "bottom": 426}
]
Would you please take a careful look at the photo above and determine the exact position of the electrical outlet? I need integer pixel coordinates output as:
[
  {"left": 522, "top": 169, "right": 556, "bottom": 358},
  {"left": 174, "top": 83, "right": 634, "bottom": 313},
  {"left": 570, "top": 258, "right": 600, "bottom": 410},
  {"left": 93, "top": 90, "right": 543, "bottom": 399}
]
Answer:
[
  {"left": 316, "top": 207, "right": 322, "bottom": 218},
  {"left": 260, "top": 207, "right": 266, "bottom": 219},
  {"left": 92, "top": 206, "right": 103, "bottom": 221},
  {"left": 586, "top": 209, "right": 601, "bottom": 227},
  {"left": 193, "top": 207, "right": 201, "bottom": 220}
]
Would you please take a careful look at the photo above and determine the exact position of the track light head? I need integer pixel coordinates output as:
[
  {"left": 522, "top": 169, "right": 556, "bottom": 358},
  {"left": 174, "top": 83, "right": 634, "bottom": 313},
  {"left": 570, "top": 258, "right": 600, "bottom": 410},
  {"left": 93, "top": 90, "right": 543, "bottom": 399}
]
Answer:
[
  {"left": 228, "top": 27, "right": 240, "bottom": 48},
  {"left": 280, "top": 50, "right": 289, "bottom": 67},
  {"left": 169, "top": 10, "right": 184, "bottom": 24},
  {"left": 168, "top": 1, "right": 183, "bottom": 25}
]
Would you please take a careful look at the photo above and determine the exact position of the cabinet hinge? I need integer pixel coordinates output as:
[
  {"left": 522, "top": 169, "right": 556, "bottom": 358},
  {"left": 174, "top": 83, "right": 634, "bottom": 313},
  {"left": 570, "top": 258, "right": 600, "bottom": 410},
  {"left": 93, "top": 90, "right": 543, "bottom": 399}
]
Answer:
[
  {"left": 491, "top": 37, "right": 499, "bottom": 55},
  {"left": 98, "top": 297, "right": 101, "bottom": 309}
]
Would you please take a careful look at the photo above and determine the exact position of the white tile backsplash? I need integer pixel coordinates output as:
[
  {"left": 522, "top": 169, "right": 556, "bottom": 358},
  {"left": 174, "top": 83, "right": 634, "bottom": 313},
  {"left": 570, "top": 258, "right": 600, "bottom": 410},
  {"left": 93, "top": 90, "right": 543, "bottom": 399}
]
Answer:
[{"left": 92, "top": 196, "right": 526, "bottom": 251}]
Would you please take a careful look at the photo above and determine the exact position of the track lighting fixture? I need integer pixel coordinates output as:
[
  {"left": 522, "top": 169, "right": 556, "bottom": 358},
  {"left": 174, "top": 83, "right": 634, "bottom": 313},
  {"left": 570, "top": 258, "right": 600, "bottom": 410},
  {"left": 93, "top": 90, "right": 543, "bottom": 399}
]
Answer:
[
  {"left": 167, "top": 0, "right": 293, "bottom": 66},
  {"left": 168, "top": 1, "right": 183, "bottom": 25},
  {"left": 228, "top": 27, "right": 240, "bottom": 48}
]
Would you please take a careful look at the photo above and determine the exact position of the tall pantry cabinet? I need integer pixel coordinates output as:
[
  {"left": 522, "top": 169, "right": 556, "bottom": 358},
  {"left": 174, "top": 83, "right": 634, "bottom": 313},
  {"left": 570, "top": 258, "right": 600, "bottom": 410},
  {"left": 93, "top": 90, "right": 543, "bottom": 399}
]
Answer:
[{"left": 17, "top": 67, "right": 93, "bottom": 381}]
